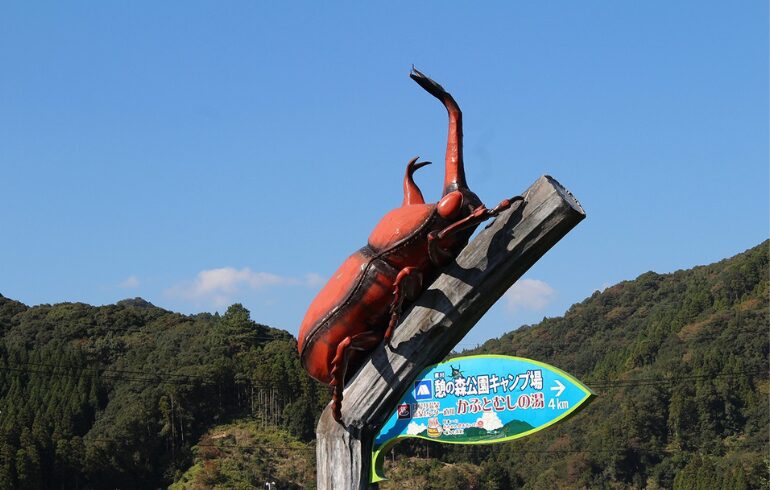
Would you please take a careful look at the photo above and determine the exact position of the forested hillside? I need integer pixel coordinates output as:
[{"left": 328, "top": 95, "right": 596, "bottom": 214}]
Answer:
[
  {"left": 0, "top": 299, "right": 327, "bottom": 488},
  {"left": 0, "top": 241, "right": 767, "bottom": 489},
  {"left": 379, "top": 241, "right": 769, "bottom": 489}
]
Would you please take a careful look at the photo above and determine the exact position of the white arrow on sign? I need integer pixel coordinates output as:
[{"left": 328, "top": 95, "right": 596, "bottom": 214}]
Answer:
[{"left": 550, "top": 380, "right": 565, "bottom": 398}]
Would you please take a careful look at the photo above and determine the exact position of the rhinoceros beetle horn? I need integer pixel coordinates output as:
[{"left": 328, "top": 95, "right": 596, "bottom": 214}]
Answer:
[
  {"left": 403, "top": 157, "right": 432, "bottom": 206},
  {"left": 410, "top": 66, "right": 468, "bottom": 196}
]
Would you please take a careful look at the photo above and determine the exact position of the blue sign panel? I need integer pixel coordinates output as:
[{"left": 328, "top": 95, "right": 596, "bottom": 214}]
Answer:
[
  {"left": 414, "top": 380, "right": 433, "bottom": 400},
  {"left": 371, "top": 355, "right": 595, "bottom": 482}
]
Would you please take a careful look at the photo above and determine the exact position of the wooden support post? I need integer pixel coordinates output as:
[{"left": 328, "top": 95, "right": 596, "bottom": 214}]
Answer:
[{"left": 316, "top": 175, "right": 585, "bottom": 489}]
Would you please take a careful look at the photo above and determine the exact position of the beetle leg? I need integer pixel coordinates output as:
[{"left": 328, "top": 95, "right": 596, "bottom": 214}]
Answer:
[
  {"left": 428, "top": 231, "right": 453, "bottom": 265},
  {"left": 384, "top": 267, "right": 423, "bottom": 343},
  {"left": 329, "top": 330, "right": 381, "bottom": 423},
  {"left": 439, "top": 196, "right": 524, "bottom": 240},
  {"left": 428, "top": 196, "right": 525, "bottom": 265}
]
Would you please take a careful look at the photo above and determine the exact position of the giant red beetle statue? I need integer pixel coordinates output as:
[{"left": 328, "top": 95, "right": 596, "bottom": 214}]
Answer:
[{"left": 298, "top": 68, "right": 523, "bottom": 422}]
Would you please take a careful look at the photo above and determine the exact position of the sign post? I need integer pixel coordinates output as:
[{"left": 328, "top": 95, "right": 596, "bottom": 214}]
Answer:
[
  {"left": 315, "top": 175, "right": 587, "bottom": 489},
  {"left": 371, "top": 355, "right": 595, "bottom": 482}
]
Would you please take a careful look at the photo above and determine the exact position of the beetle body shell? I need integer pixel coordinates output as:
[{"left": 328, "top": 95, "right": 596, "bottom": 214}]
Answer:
[
  {"left": 297, "top": 68, "right": 520, "bottom": 422},
  {"left": 298, "top": 199, "right": 479, "bottom": 384}
]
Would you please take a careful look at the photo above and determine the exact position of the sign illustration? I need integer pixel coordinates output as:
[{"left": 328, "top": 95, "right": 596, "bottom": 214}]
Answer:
[{"left": 371, "top": 355, "right": 595, "bottom": 482}]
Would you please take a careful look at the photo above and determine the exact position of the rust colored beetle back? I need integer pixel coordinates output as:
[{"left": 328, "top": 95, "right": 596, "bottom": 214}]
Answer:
[
  {"left": 297, "top": 68, "right": 523, "bottom": 423},
  {"left": 298, "top": 249, "right": 396, "bottom": 383}
]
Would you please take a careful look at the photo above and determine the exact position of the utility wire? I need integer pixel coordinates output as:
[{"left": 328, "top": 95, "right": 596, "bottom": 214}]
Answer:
[
  {"left": 11, "top": 360, "right": 213, "bottom": 380},
  {"left": 14, "top": 317, "right": 292, "bottom": 339},
  {"left": 84, "top": 437, "right": 316, "bottom": 451},
  {"left": 458, "top": 324, "right": 767, "bottom": 354},
  {"left": 80, "top": 437, "right": 765, "bottom": 455},
  {"left": 0, "top": 365, "right": 197, "bottom": 385},
  {"left": 0, "top": 361, "right": 766, "bottom": 389},
  {"left": 585, "top": 368, "right": 769, "bottom": 389},
  {"left": 0, "top": 363, "right": 289, "bottom": 389}
]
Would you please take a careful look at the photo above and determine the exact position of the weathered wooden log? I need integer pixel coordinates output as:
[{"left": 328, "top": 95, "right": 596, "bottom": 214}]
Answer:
[{"left": 316, "top": 175, "right": 585, "bottom": 489}]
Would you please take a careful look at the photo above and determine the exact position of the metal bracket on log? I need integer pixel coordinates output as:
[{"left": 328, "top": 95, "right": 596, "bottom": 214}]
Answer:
[{"left": 316, "top": 175, "right": 585, "bottom": 489}]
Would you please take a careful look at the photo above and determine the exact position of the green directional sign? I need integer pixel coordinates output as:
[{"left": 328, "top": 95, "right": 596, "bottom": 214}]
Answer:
[{"left": 371, "top": 355, "right": 595, "bottom": 482}]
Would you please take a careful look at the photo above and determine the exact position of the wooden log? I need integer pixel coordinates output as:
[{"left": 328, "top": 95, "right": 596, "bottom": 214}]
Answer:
[{"left": 316, "top": 175, "right": 585, "bottom": 489}]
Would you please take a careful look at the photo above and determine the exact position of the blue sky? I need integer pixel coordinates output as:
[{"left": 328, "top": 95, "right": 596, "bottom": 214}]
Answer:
[{"left": 1, "top": 2, "right": 767, "bottom": 347}]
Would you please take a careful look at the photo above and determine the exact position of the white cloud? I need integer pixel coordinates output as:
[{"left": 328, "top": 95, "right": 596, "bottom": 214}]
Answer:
[
  {"left": 504, "top": 279, "right": 555, "bottom": 313},
  {"left": 165, "top": 267, "right": 323, "bottom": 307},
  {"left": 477, "top": 411, "right": 503, "bottom": 432},
  {"left": 406, "top": 421, "right": 427, "bottom": 435},
  {"left": 304, "top": 273, "right": 325, "bottom": 287},
  {"left": 118, "top": 275, "right": 140, "bottom": 289},
  {"left": 190, "top": 268, "right": 285, "bottom": 296}
]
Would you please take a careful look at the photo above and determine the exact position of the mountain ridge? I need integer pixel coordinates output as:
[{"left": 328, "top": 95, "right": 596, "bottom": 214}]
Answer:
[{"left": 0, "top": 240, "right": 766, "bottom": 489}]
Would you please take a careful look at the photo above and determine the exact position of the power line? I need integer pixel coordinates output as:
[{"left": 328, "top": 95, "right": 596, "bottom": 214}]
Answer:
[
  {"left": 0, "top": 363, "right": 295, "bottom": 389},
  {"left": 585, "top": 368, "right": 769, "bottom": 389},
  {"left": 459, "top": 323, "right": 767, "bottom": 354},
  {"left": 84, "top": 436, "right": 316, "bottom": 452},
  {"left": 0, "top": 360, "right": 766, "bottom": 390},
  {"left": 82, "top": 438, "right": 765, "bottom": 455},
  {"left": 2, "top": 319, "right": 293, "bottom": 344},
  {"left": 13, "top": 360, "right": 207, "bottom": 380},
  {"left": 488, "top": 441, "right": 768, "bottom": 455},
  {"left": 0, "top": 365, "right": 196, "bottom": 386}
]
